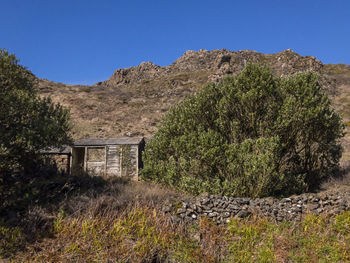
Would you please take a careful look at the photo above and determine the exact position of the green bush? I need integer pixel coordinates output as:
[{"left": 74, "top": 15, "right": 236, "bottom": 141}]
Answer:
[
  {"left": 142, "top": 64, "right": 344, "bottom": 197},
  {"left": 0, "top": 49, "right": 72, "bottom": 210},
  {"left": 0, "top": 49, "right": 71, "bottom": 174}
]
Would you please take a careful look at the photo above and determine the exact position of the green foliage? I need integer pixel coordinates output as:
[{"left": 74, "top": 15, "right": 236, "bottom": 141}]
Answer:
[
  {"left": 48, "top": 207, "right": 204, "bottom": 262},
  {"left": 227, "top": 218, "right": 277, "bottom": 262},
  {"left": 0, "top": 220, "right": 24, "bottom": 257},
  {"left": 0, "top": 49, "right": 72, "bottom": 214},
  {"left": 0, "top": 48, "right": 72, "bottom": 173},
  {"left": 142, "top": 63, "right": 344, "bottom": 197},
  {"left": 225, "top": 213, "right": 350, "bottom": 263},
  {"left": 10, "top": 207, "right": 350, "bottom": 262}
]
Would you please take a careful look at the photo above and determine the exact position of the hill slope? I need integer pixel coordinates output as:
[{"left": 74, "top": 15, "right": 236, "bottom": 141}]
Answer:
[{"left": 37, "top": 48, "right": 350, "bottom": 161}]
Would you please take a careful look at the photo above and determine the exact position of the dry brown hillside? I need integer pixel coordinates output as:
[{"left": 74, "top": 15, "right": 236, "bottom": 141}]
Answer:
[{"left": 37, "top": 48, "right": 350, "bottom": 162}]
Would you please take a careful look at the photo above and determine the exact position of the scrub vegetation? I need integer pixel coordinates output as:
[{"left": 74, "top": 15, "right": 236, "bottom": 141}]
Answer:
[
  {"left": 2, "top": 178, "right": 350, "bottom": 262},
  {"left": 142, "top": 64, "right": 344, "bottom": 197},
  {"left": 0, "top": 49, "right": 72, "bottom": 215}
]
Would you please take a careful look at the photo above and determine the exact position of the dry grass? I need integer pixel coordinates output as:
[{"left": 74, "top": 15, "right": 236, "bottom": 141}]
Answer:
[
  {"left": 320, "top": 160, "right": 350, "bottom": 191},
  {"left": 1, "top": 175, "right": 349, "bottom": 262},
  {"left": 5, "top": 206, "right": 350, "bottom": 262},
  {"left": 51, "top": 177, "right": 189, "bottom": 222},
  {"left": 1, "top": 177, "right": 199, "bottom": 262},
  {"left": 38, "top": 71, "right": 211, "bottom": 140}
]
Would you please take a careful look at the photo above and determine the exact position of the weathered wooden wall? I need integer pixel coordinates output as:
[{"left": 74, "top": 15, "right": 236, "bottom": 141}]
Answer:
[
  {"left": 106, "top": 146, "right": 120, "bottom": 176},
  {"left": 71, "top": 142, "right": 141, "bottom": 180},
  {"left": 105, "top": 144, "right": 138, "bottom": 179}
]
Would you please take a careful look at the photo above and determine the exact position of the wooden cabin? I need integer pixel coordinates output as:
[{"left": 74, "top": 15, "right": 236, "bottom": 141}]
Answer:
[
  {"left": 41, "top": 137, "right": 145, "bottom": 180},
  {"left": 71, "top": 137, "right": 145, "bottom": 180}
]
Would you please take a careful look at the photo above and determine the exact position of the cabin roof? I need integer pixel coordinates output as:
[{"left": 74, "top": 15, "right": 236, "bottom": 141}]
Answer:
[
  {"left": 73, "top": 137, "right": 144, "bottom": 147},
  {"left": 40, "top": 145, "right": 71, "bottom": 154}
]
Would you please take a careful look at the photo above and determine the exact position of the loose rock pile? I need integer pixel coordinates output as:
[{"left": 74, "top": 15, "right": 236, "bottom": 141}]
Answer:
[{"left": 163, "top": 189, "right": 350, "bottom": 224}]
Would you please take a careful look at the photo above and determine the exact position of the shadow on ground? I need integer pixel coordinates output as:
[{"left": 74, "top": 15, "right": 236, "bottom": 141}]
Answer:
[
  {"left": 0, "top": 163, "right": 106, "bottom": 258},
  {"left": 0, "top": 162, "right": 183, "bottom": 259}
]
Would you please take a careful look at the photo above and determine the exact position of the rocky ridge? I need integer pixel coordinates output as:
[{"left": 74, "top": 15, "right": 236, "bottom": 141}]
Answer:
[
  {"left": 163, "top": 188, "right": 350, "bottom": 225},
  {"left": 97, "top": 48, "right": 325, "bottom": 88}
]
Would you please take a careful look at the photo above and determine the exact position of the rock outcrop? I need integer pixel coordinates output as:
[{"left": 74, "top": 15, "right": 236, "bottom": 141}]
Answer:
[
  {"left": 98, "top": 62, "right": 163, "bottom": 87},
  {"left": 98, "top": 48, "right": 325, "bottom": 88}
]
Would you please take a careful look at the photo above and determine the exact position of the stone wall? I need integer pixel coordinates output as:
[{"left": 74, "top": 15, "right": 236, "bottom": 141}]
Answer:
[{"left": 163, "top": 190, "right": 350, "bottom": 225}]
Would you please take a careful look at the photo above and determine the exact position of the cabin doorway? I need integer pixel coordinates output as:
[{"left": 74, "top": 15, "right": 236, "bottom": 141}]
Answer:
[{"left": 71, "top": 147, "right": 85, "bottom": 175}]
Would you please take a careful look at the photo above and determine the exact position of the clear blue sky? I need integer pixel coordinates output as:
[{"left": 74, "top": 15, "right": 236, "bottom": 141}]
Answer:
[{"left": 2, "top": 0, "right": 349, "bottom": 85}]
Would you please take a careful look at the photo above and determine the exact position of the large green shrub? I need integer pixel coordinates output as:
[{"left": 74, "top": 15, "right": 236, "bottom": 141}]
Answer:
[
  {"left": 142, "top": 64, "right": 344, "bottom": 197},
  {"left": 0, "top": 49, "right": 72, "bottom": 174}
]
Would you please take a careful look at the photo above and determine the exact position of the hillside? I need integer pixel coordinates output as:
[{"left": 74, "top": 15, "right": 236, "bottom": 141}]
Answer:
[
  {"left": 37, "top": 49, "right": 350, "bottom": 162},
  {"left": 3, "top": 49, "right": 350, "bottom": 262}
]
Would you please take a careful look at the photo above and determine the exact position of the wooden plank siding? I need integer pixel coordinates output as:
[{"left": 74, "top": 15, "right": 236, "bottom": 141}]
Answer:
[
  {"left": 106, "top": 146, "right": 121, "bottom": 176},
  {"left": 69, "top": 137, "right": 145, "bottom": 180},
  {"left": 106, "top": 145, "right": 139, "bottom": 179}
]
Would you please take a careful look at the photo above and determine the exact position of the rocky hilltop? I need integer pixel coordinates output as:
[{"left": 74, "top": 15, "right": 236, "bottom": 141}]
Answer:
[
  {"left": 38, "top": 49, "right": 350, "bottom": 160},
  {"left": 98, "top": 49, "right": 324, "bottom": 88}
]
